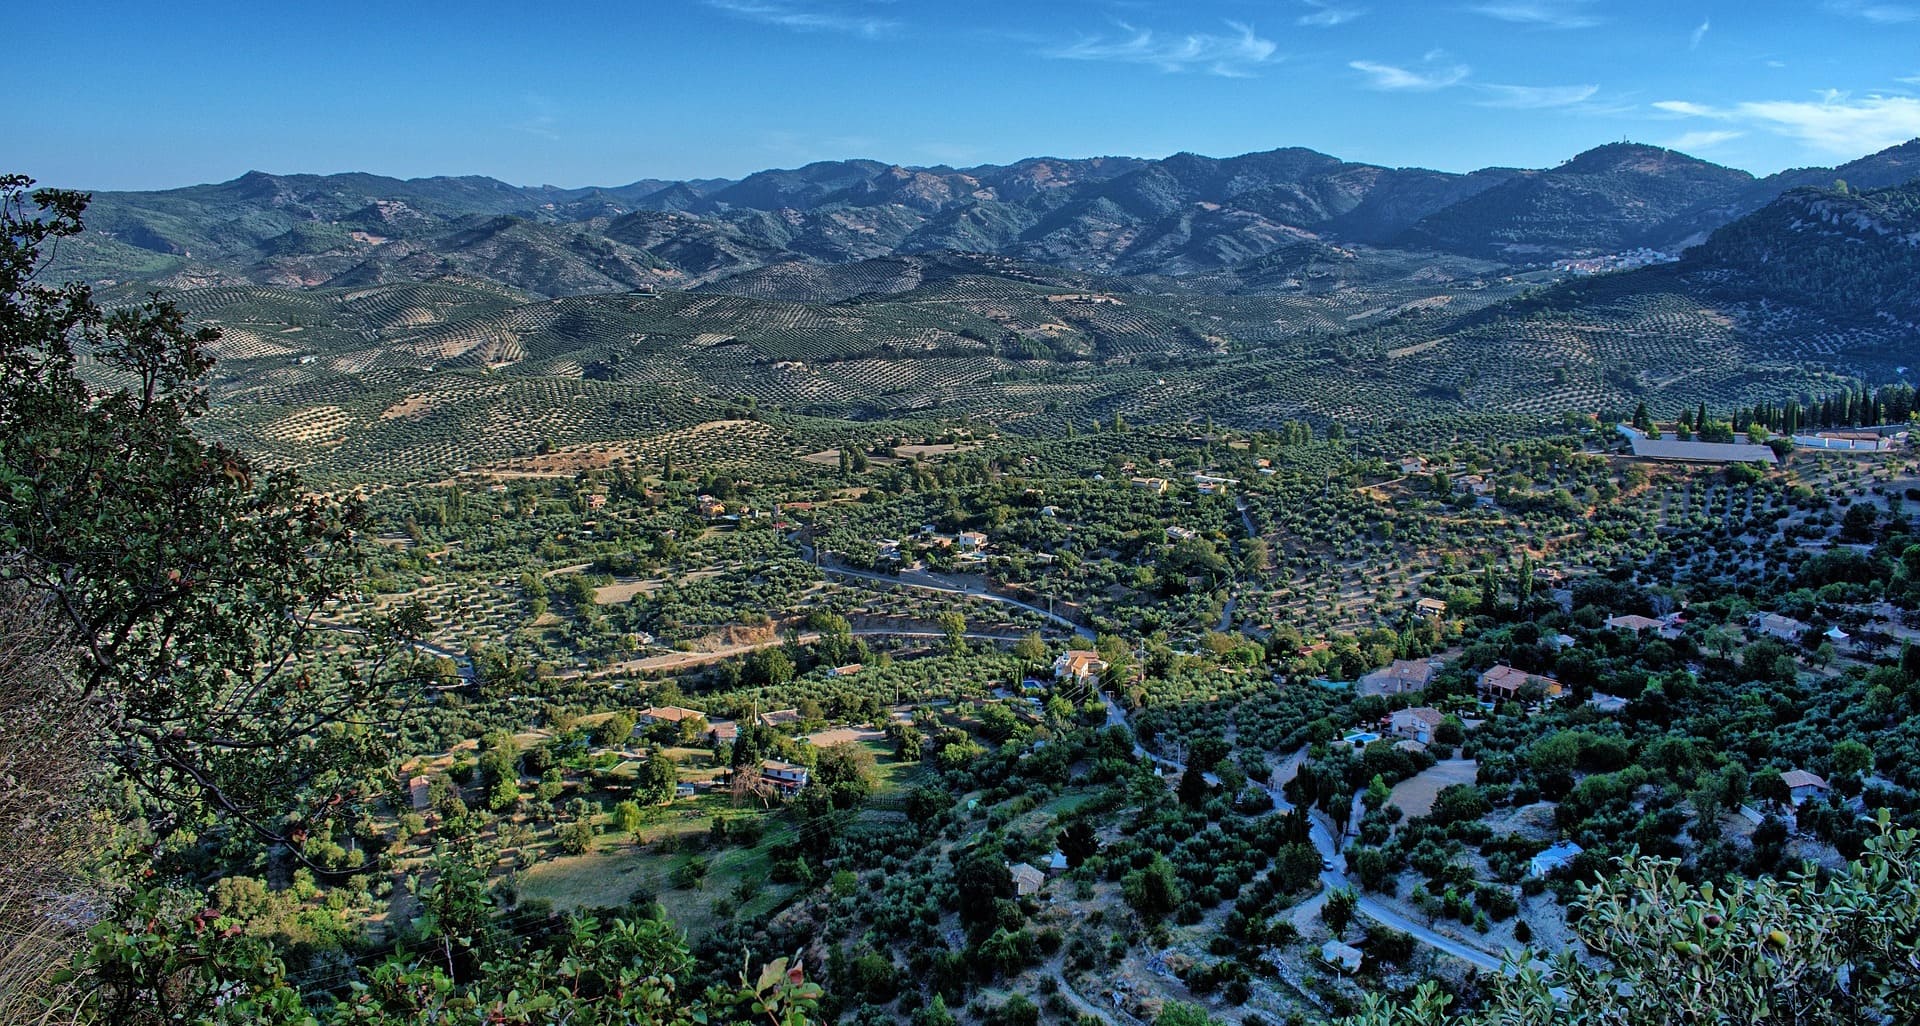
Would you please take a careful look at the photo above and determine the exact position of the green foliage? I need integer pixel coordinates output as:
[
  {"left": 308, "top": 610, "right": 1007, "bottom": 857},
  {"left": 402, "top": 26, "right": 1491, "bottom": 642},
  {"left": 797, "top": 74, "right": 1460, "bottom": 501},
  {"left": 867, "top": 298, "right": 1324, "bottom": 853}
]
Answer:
[
  {"left": 614, "top": 799, "right": 645, "bottom": 835},
  {"left": 595, "top": 711, "right": 637, "bottom": 748},
  {"left": 637, "top": 749, "right": 679, "bottom": 805},
  {"left": 1155, "top": 1001, "right": 1222, "bottom": 1026},
  {"left": 0, "top": 176, "right": 421, "bottom": 853},
  {"left": 1322, "top": 886, "right": 1358, "bottom": 939},
  {"left": 1345, "top": 817, "right": 1920, "bottom": 1026},
  {"left": 809, "top": 743, "right": 875, "bottom": 809},
  {"left": 1122, "top": 854, "right": 1183, "bottom": 923},
  {"left": 953, "top": 852, "right": 1012, "bottom": 929},
  {"left": 66, "top": 868, "right": 826, "bottom": 1025}
]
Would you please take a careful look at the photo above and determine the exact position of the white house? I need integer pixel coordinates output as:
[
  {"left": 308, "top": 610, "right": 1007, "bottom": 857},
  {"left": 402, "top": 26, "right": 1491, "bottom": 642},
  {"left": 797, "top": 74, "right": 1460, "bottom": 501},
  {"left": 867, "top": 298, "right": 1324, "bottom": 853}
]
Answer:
[
  {"left": 759, "top": 760, "right": 810, "bottom": 797},
  {"left": 1752, "top": 612, "right": 1810, "bottom": 642},
  {"left": 1528, "top": 841, "right": 1583, "bottom": 878}
]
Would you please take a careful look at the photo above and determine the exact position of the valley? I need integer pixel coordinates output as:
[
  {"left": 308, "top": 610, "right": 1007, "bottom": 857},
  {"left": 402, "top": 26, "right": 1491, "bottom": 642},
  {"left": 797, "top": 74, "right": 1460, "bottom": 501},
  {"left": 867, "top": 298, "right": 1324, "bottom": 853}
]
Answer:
[{"left": 9, "top": 135, "right": 1920, "bottom": 1026}]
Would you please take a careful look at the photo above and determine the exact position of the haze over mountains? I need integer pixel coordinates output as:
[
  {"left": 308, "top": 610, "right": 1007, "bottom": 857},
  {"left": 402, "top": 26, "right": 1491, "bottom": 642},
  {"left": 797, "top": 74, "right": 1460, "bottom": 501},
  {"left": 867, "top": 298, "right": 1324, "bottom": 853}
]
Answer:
[
  {"left": 59, "top": 139, "right": 1920, "bottom": 299},
  {"left": 36, "top": 135, "right": 1920, "bottom": 483}
]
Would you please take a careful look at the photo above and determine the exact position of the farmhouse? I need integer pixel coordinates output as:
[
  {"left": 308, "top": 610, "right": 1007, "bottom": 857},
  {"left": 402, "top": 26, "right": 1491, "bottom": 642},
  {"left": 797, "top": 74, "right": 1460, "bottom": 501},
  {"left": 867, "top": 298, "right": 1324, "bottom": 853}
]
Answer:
[
  {"left": 1782, "top": 770, "right": 1830, "bottom": 806},
  {"left": 1793, "top": 430, "right": 1894, "bottom": 452},
  {"left": 1414, "top": 598, "right": 1448, "bottom": 620},
  {"left": 707, "top": 719, "right": 739, "bottom": 744},
  {"left": 408, "top": 775, "right": 432, "bottom": 812},
  {"left": 1053, "top": 650, "right": 1109, "bottom": 684},
  {"left": 1588, "top": 693, "right": 1630, "bottom": 714},
  {"left": 956, "top": 530, "right": 988, "bottom": 551},
  {"left": 758, "top": 708, "right": 802, "bottom": 728},
  {"left": 1604, "top": 613, "right": 1662, "bottom": 634},
  {"left": 1129, "top": 477, "right": 1169, "bottom": 493},
  {"left": 1192, "top": 472, "right": 1238, "bottom": 494},
  {"left": 1528, "top": 841, "right": 1583, "bottom": 878},
  {"left": 1478, "top": 664, "right": 1562, "bottom": 703},
  {"left": 1752, "top": 612, "right": 1810, "bottom": 643},
  {"left": 1361, "top": 658, "right": 1437, "bottom": 695},
  {"left": 759, "top": 760, "right": 809, "bottom": 797},
  {"left": 1009, "top": 862, "right": 1045, "bottom": 896},
  {"left": 1616, "top": 424, "right": 1777, "bottom": 465},
  {"left": 637, "top": 706, "right": 708, "bottom": 727},
  {"left": 1388, "top": 707, "right": 1445, "bottom": 744}
]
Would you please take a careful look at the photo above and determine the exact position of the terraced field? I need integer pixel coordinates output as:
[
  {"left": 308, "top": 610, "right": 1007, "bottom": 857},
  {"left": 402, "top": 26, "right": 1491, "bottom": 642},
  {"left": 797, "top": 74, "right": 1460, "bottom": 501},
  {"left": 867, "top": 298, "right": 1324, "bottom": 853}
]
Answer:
[{"left": 117, "top": 256, "right": 1899, "bottom": 486}]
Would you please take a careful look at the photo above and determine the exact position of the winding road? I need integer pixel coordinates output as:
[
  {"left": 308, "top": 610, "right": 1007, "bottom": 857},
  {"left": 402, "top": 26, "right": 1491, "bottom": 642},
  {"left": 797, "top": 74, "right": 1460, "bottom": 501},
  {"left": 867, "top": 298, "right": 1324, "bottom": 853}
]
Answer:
[
  {"left": 1100, "top": 693, "right": 1513, "bottom": 975},
  {"left": 808, "top": 525, "right": 1516, "bottom": 975}
]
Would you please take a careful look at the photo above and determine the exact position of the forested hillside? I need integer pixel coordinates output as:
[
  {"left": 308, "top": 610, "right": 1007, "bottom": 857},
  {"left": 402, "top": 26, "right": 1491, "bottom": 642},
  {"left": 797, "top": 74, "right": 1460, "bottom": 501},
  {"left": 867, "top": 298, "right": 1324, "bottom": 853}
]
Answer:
[{"left": 1684, "top": 180, "right": 1920, "bottom": 326}]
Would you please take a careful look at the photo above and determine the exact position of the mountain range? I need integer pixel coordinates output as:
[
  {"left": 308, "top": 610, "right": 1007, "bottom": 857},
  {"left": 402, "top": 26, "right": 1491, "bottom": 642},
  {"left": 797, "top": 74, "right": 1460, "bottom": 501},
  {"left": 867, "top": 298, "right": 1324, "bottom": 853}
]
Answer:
[{"left": 55, "top": 139, "right": 1920, "bottom": 299}]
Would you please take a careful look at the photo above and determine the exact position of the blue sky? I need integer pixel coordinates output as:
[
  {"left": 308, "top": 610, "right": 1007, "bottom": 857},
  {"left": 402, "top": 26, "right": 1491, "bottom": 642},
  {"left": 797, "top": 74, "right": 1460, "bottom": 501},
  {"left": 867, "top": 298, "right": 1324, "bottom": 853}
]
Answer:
[{"left": 10, "top": 0, "right": 1920, "bottom": 190}]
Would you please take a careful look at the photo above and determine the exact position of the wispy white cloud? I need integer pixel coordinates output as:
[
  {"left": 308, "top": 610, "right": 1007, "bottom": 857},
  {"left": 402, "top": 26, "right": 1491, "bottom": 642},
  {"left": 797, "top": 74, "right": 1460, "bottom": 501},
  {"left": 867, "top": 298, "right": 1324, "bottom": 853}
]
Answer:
[
  {"left": 1049, "top": 21, "right": 1279, "bottom": 77},
  {"left": 1654, "top": 92, "right": 1920, "bottom": 156},
  {"left": 511, "top": 94, "right": 561, "bottom": 140},
  {"left": 1349, "top": 52, "right": 1470, "bottom": 91},
  {"left": 1690, "top": 18, "right": 1711, "bottom": 49},
  {"left": 1468, "top": 0, "right": 1601, "bottom": 28},
  {"left": 1652, "top": 100, "right": 1718, "bottom": 117},
  {"left": 1298, "top": 0, "right": 1365, "bottom": 27},
  {"left": 704, "top": 0, "right": 896, "bottom": 38},
  {"left": 1475, "top": 83, "right": 1599, "bottom": 108},
  {"left": 1823, "top": 0, "right": 1919, "bottom": 23},
  {"left": 1665, "top": 129, "right": 1744, "bottom": 150}
]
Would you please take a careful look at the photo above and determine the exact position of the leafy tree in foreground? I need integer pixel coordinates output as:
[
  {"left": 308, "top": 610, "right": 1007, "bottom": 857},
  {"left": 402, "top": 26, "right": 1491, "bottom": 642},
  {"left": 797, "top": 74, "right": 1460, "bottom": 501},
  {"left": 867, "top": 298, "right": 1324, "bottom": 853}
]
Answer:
[
  {"left": 0, "top": 175, "right": 427, "bottom": 858},
  {"left": 1345, "top": 816, "right": 1920, "bottom": 1026},
  {"left": 63, "top": 877, "right": 824, "bottom": 1026},
  {"left": 5, "top": 177, "right": 826, "bottom": 1026}
]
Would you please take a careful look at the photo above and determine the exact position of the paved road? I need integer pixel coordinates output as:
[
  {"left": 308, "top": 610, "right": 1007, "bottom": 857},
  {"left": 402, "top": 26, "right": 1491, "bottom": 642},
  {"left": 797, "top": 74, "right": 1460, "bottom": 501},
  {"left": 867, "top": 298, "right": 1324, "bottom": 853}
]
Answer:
[
  {"left": 1103, "top": 694, "right": 1515, "bottom": 975},
  {"left": 792, "top": 534, "right": 1096, "bottom": 641},
  {"left": 562, "top": 627, "right": 1029, "bottom": 679}
]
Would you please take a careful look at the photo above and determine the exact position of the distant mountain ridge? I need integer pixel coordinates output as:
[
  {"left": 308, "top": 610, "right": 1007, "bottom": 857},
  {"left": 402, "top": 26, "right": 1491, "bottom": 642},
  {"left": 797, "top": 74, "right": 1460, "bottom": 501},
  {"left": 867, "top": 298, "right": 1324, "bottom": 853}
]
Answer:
[
  {"left": 50, "top": 139, "right": 1920, "bottom": 298},
  {"left": 1395, "top": 143, "right": 1753, "bottom": 258}
]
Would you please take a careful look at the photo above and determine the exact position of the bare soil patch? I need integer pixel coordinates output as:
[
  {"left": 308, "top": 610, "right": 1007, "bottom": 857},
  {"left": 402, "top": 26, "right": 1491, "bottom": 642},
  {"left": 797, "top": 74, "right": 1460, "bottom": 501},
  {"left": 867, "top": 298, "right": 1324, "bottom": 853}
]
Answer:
[{"left": 1388, "top": 757, "right": 1479, "bottom": 819}]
